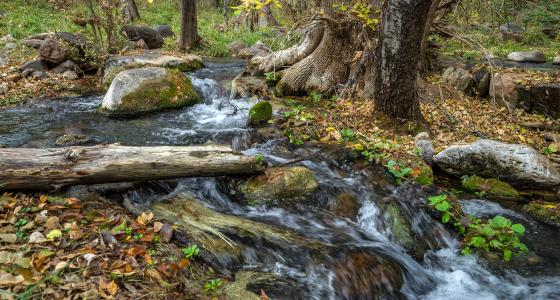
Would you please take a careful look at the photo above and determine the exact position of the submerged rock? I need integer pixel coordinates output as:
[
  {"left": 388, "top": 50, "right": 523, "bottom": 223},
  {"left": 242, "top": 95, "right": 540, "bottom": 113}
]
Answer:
[
  {"left": 223, "top": 271, "right": 300, "bottom": 300},
  {"left": 507, "top": 51, "right": 546, "bottom": 63},
  {"left": 100, "top": 67, "right": 200, "bottom": 117},
  {"left": 383, "top": 201, "right": 414, "bottom": 250},
  {"left": 239, "top": 166, "right": 319, "bottom": 205},
  {"left": 434, "top": 139, "right": 560, "bottom": 188},
  {"left": 330, "top": 193, "right": 360, "bottom": 219},
  {"left": 248, "top": 101, "right": 272, "bottom": 126},
  {"left": 461, "top": 175, "right": 520, "bottom": 201},
  {"left": 103, "top": 53, "right": 203, "bottom": 88},
  {"left": 523, "top": 201, "right": 560, "bottom": 227}
]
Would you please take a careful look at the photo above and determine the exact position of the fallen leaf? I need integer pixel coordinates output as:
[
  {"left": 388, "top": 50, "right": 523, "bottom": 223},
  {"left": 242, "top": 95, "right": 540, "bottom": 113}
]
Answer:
[
  {"left": 54, "top": 261, "right": 68, "bottom": 271},
  {"left": 107, "top": 280, "right": 118, "bottom": 296},
  {"left": 137, "top": 212, "right": 153, "bottom": 226},
  {"left": 46, "top": 229, "right": 63, "bottom": 240},
  {"left": 0, "top": 233, "right": 17, "bottom": 244},
  {"left": 153, "top": 222, "right": 164, "bottom": 233},
  {"left": 45, "top": 216, "right": 61, "bottom": 231},
  {"left": 0, "top": 271, "right": 24, "bottom": 287},
  {"left": 29, "top": 231, "right": 47, "bottom": 244}
]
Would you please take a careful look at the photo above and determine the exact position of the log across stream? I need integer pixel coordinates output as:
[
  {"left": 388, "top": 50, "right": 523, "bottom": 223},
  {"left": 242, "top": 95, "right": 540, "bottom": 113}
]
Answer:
[{"left": 0, "top": 145, "right": 264, "bottom": 190}]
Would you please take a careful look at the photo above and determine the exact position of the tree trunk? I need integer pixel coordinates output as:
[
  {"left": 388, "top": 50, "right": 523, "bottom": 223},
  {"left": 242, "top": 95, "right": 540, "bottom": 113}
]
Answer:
[
  {"left": 179, "top": 0, "right": 198, "bottom": 50},
  {"left": 0, "top": 145, "right": 264, "bottom": 191},
  {"left": 419, "top": 0, "right": 441, "bottom": 74},
  {"left": 373, "top": 0, "right": 434, "bottom": 120},
  {"left": 123, "top": 0, "right": 140, "bottom": 21}
]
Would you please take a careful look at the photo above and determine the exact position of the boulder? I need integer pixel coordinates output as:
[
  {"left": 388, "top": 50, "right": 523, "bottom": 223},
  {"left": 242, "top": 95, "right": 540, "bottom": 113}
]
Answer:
[
  {"left": 442, "top": 67, "right": 472, "bottom": 93},
  {"left": 228, "top": 41, "right": 246, "bottom": 57},
  {"left": 248, "top": 101, "right": 272, "bottom": 126},
  {"left": 122, "top": 25, "right": 164, "bottom": 49},
  {"left": 31, "top": 71, "right": 47, "bottom": 79},
  {"left": 461, "top": 175, "right": 520, "bottom": 201},
  {"left": 62, "top": 70, "right": 79, "bottom": 80},
  {"left": 154, "top": 25, "right": 175, "bottom": 38},
  {"left": 51, "top": 60, "right": 81, "bottom": 74},
  {"left": 20, "top": 60, "right": 47, "bottom": 76},
  {"left": 239, "top": 166, "right": 319, "bottom": 205},
  {"left": 103, "top": 52, "right": 203, "bottom": 88},
  {"left": 553, "top": 56, "right": 560, "bottom": 65},
  {"left": 489, "top": 73, "right": 530, "bottom": 108},
  {"left": 100, "top": 67, "right": 200, "bottom": 116},
  {"left": 39, "top": 37, "right": 67, "bottom": 65},
  {"left": 231, "top": 73, "right": 269, "bottom": 98},
  {"left": 434, "top": 139, "right": 560, "bottom": 188},
  {"left": 507, "top": 51, "right": 546, "bottom": 63},
  {"left": 472, "top": 68, "right": 491, "bottom": 97},
  {"left": 21, "top": 39, "right": 43, "bottom": 49}
]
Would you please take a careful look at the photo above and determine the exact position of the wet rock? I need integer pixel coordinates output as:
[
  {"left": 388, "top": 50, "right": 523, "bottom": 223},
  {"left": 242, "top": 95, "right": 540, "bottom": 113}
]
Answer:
[
  {"left": 330, "top": 250, "right": 404, "bottom": 299},
  {"left": 231, "top": 73, "right": 268, "bottom": 98},
  {"left": 103, "top": 53, "right": 203, "bottom": 88},
  {"left": 51, "top": 60, "right": 80, "bottom": 74},
  {"left": 228, "top": 41, "right": 246, "bottom": 57},
  {"left": 3, "top": 42, "right": 16, "bottom": 53},
  {"left": 507, "top": 51, "right": 546, "bottom": 63},
  {"left": 461, "top": 175, "right": 520, "bottom": 201},
  {"left": 223, "top": 271, "right": 300, "bottom": 300},
  {"left": 154, "top": 25, "right": 175, "bottom": 38},
  {"left": 554, "top": 56, "right": 560, "bottom": 65},
  {"left": 523, "top": 201, "right": 560, "bottom": 227},
  {"left": 122, "top": 25, "right": 164, "bottom": 49},
  {"left": 383, "top": 201, "right": 414, "bottom": 250},
  {"left": 62, "top": 70, "right": 79, "bottom": 80},
  {"left": 100, "top": 67, "right": 200, "bottom": 117},
  {"left": 330, "top": 193, "right": 360, "bottom": 219},
  {"left": 55, "top": 134, "right": 92, "bottom": 146},
  {"left": 239, "top": 166, "right": 319, "bottom": 205},
  {"left": 248, "top": 101, "right": 272, "bottom": 126},
  {"left": 434, "top": 139, "right": 560, "bottom": 188},
  {"left": 39, "top": 37, "right": 67, "bottom": 65}
]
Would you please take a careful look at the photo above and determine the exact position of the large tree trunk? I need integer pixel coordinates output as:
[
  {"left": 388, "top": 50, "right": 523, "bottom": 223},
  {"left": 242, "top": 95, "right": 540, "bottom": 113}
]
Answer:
[
  {"left": 373, "top": 0, "right": 434, "bottom": 120},
  {"left": 0, "top": 145, "right": 264, "bottom": 191},
  {"left": 179, "top": 0, "right": 198, "bottom": 50},
  {"left": 123, "top": 0, "right": 141, "bottom": 22}
]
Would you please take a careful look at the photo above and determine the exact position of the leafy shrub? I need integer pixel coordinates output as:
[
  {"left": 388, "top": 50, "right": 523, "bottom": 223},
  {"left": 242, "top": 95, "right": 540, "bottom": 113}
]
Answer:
[{"left": 385, "top": 160, "right": 412, "bottom": 185}]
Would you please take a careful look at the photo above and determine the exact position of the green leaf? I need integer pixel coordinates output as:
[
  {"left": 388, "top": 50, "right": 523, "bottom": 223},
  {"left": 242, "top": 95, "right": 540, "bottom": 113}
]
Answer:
[
  {"left": 461, "top": 247, "right": 472, "bottom": 255},
  {"left": 490, "top": 215, "right": 509, "bottom": 229},
  {"left": 435, "top": 201, "right": 451, "bottom": 212},
  {"left": 469, "top": 236, "right": 486, "bottom": 248},
  {"left": 503, "top": 249, "right": 512, "bottom": 261},
  {"left": 441, "top": 212, "right": 450, "bottom": 224},
  {"left": 489, "top": 239, "right": 503, "bottom": 249},
  {"left": 511, "top": 223, "right": 525, "bottom": 234},
  {"left": 428, "top": 194, "right": 447, "bottom": 205}
]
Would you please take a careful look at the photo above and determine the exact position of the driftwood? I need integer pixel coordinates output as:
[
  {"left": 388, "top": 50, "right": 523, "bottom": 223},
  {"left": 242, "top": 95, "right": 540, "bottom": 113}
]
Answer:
[{"left": 0, "top": 145, "right": 265, "bottom": 191}]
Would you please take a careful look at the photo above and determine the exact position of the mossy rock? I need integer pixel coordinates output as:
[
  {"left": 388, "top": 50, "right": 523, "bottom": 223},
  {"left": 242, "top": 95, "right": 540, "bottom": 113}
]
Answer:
[
  {"left": 100, "top": 67, "right": 200, "bottom": 117},
  {"left": 248, "top": 101, "right": 272, "bottom": 126},
  {"left": 523, "top": 201, "right": 560, "bottom": 227},
  {"left": 462, "top": 175, "right": 520, "bottom": 201},
  {"left": 239, "top": 166, "right": 319, "bottom": 206},
  {"left": 383, "top": 201, "right": 415, "bottom": 251}
]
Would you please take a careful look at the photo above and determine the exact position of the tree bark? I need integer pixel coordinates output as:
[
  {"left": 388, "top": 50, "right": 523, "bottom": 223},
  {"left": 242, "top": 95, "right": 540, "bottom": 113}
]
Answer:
[
  {"left": 0, "top": 145, "right": 264, "bottom": 191},
  {"left": 373, "top": 0, "right": 434, "bottom": 120},
  {"left": 124, "top": 0, "right": 141, "bottom": 21},
  {"left": 179, "top": 0, "right": 198, "bottom": 50}
]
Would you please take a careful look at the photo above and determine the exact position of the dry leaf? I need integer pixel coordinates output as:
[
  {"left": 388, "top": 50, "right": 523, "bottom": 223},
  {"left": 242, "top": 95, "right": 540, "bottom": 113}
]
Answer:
[
  {"left": 106, "top": 280, "right": 118, "bottom": 296},
  {"left": 153, "top": 221, "right": 164, "bottom": 233},
  {"left": 0, "top": 233, "right": 17, "bottom": 244},
  {"left": 29, "top": 231, "right": 47, "bottom": 244},
  {"left": 137, "top": 212, "right": 153, "bottom": 225},
  {"left": 0, "top": 271, "right": 24, "bottom": 287},
  {"left": 45, "top": 216, "right": 61, "bottom": 230}
]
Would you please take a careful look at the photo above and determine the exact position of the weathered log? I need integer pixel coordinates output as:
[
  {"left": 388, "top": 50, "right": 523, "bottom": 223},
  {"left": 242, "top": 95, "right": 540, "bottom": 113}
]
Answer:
[{"left": 0, "top": 145, "right": 265, "bottom": 191}]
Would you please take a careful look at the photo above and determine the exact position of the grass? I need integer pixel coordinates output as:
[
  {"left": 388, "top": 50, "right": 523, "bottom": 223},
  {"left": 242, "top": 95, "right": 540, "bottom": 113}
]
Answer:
[
  {"left": 0, "top": 0, "right": 285, "bottom": 57},
  {"left": 436, "top": 28, "right": 560, "bottom": 62}
]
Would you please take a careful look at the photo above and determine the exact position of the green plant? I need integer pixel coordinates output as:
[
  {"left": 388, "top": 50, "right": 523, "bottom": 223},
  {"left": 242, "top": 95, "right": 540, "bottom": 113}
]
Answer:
[
  {"left": 339, "top": 129, "right": 356, "bottom": 142},
  {"left": 204, "top": 278, "right": 224, "bottom": 295},
  {"left": 264, "top": 71, "right": 280, "bottom": 84},
  {"left": 307, "top": 91, "right": 323, "bottom": 102},
  {"left": 385, "top": 160, "right": 412, "bottom": 184},
  {"left": 255, "top": 154, "right": 266, "bottom": 164},
  {"left": 543, "top": 143, "right": 558, "bottom": 155},
  {"left": 182, "top": 244, "right": 200, "bottom": 258},
  {"left": 428, "top": 194, "right": 528, "bottom": 261}
]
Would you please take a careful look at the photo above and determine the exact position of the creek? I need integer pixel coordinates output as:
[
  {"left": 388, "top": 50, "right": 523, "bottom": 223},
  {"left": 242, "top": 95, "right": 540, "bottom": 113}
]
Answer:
[{"left": 1, "top": 58, "right": 559, "bottom": 299}]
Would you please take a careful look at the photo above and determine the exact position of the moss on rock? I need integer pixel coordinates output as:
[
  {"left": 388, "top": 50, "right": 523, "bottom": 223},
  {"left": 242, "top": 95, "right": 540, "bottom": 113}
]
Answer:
[
  {"left": 523, "top": 201, "right": 560, "bottom": 227},
  {"left": 239, "top": 166, "right": 319, "bottom": 206},
  {"left": 462, "top": 175, "right": 520, "bottom": 201},
  {"left": 384, "top": 201, "right": 414, "bottom": 251},
  {"left": 248, "top": 101, "right": 272, "bottom": 126},
  {"left": 414, "top": 166, "right": 434, "bottom": 186}
]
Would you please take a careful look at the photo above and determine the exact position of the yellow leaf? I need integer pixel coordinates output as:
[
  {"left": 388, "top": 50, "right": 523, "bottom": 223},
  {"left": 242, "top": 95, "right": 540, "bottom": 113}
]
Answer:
[
  {"left": 107, "top": 280, "right": 118, "bottom": 295},
  {"left": 137, "top": 212, "right": 154, "bottom": 225},
  {"left": 46, "top": 229, "right": 62, "bottom": 240}
]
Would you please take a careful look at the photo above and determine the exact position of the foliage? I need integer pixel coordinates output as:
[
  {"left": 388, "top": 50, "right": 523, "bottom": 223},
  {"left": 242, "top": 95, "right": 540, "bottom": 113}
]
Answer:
[
  {"left": 385, "top": 160, "right": 412, "bottom": 185},
  {"left": 203, "top": 278, "right": 224, "bottom": 295},
  {"left": 332, "top": 1, "right": 381, "bottom": 30},
  {"left": 339, "top": 129, "right": 356, "bottom": 142},
  {"left": 255, "top": 154, "right": 266, "bottom": 164},
  {"left": 182, "top": 244, "right": 200, "bottom": 258},
  {"left": 232, "top": 0, "right": 283, "bottom": 15},
  {"left": 307, "top": 91, "right": 323, "bottom": 102},
  {"left": 428, "top": 194, "right": 528, "bottom": 261},
  {"left": 264, "top": 71, "right": 280, "bottom": 84},
  {"left": 543, "top": 143, "right": 558, "bottom": 155}
]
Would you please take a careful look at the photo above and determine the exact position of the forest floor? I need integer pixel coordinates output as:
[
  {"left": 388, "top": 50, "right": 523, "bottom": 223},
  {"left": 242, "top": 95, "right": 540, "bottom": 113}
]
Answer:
[{"left": 0, "top": 193, "right": 222, "bottom": 299}]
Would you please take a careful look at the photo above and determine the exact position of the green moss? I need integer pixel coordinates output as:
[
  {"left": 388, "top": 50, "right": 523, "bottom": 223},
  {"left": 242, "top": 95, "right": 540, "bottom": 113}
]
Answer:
[
  {"left": 248, "top": 101, "right": 273, "bottom": 126},
  {"left": 101, "top": 69, "right": 200, "bottom": 116},
  {"left": 384, "top": 202, "right": 414, "bottom": 250},
  {"left": 462, "top": 176, "right": 520, "bottom": 201},
  {"left": 523, "top": 201, "right": 560, "bottom": 227}
]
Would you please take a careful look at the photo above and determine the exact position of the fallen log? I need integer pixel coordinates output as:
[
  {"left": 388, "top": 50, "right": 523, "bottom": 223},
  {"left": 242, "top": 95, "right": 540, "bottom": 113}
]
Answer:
[{"left": 0, "top": 145, "right": 265, "bottom": 191}]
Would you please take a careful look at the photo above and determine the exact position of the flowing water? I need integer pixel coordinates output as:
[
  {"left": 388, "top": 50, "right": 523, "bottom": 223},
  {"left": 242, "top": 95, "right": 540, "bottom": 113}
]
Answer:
[{"left": 1, "top": 58, "right": 560, "bottom": 299}]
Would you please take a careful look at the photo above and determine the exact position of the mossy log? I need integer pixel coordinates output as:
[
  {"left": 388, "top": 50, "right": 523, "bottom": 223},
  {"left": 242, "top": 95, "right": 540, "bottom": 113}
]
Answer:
[{"left": 0, "top": 145, "right": 265, "bottom": 191}]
